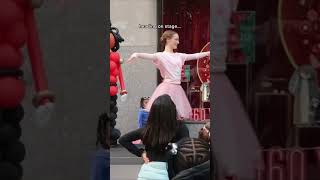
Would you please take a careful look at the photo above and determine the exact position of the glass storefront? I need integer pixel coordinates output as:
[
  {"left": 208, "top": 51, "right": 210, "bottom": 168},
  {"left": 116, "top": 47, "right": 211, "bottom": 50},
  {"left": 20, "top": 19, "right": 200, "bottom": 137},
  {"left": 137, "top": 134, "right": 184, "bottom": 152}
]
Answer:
[{"left": 161, "top": 0, "right": 210, "bottom": 121}]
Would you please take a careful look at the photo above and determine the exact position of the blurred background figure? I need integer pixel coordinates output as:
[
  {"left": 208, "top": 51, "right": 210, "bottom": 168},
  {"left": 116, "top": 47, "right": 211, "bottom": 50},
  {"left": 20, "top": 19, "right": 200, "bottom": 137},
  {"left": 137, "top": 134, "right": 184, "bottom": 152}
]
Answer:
[
  {"left": 91, "top": 113, "right": 110, "bottom": 180},
  {"left": 138, "top": 97, "right": 150, "bottom": 128}
]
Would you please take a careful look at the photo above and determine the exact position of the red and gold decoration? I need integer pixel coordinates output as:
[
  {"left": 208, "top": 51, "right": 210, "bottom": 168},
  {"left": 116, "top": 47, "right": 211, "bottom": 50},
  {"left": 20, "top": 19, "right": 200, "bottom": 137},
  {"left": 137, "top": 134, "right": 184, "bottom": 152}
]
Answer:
[
  {"left": 0, "top": 0, "right": 54, "bottom": 179},
  {"left": 108, "top": 22, "right": 126, "bottom": 145},
  {"left": 197, "top": 42, "right": 210, "bottom": 84},
  {"left": 278, "top": 0, "right": 320, "bottom": 70}
]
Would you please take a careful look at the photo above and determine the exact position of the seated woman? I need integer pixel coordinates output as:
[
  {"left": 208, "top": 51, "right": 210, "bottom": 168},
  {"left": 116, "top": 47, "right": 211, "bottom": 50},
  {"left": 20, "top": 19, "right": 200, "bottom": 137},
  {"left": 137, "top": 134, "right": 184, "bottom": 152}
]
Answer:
[{"left": 119, "top": 94, "right": 190, "bottom": 180}]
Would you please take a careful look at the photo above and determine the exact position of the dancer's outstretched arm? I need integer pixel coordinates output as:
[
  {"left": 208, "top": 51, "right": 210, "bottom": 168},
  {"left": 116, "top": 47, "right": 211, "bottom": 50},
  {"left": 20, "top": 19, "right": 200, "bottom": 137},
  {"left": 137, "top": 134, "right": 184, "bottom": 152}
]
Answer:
[
  {"left": 126, "top": 52, "right": 157, "bottom": 64},
  {"left": 183, "top": 51, "right": 210, "bottom": 61}
]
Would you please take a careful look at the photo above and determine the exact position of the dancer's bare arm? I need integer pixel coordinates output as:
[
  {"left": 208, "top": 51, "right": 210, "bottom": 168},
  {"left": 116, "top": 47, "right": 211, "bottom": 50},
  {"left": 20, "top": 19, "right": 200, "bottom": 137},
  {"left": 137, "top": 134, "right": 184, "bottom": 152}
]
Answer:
[
  {"left": 126, "top": 53, "right": 157, "bottom": 64},
  {"left": 183, "top": 51, "right": 210, "bottom": 61}
]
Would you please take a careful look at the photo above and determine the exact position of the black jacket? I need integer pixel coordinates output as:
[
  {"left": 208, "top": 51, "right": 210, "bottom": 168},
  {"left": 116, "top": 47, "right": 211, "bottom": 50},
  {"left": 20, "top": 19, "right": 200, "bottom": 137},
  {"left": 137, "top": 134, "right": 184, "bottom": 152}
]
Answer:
[
  {"left": 171, "top": 161, "right": 211, "bottom": 180},
  {"left": 118, "top": 124, "right": 189, "bottom": 162}
]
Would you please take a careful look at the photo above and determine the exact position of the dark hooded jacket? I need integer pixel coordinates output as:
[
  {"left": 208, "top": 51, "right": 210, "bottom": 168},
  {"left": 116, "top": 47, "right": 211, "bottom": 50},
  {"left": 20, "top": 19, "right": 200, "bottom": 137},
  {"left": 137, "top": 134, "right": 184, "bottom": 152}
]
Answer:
[{"left": 171, "top": 160, "right": 210, "bottom": 180}]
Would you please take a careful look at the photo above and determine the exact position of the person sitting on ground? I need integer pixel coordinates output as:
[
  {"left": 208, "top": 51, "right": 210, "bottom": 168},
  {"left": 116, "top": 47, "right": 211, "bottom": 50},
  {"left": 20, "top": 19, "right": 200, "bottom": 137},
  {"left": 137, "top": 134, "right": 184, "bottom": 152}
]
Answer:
[{"left": 170, "top": 122, "right": 212, "bottom": 180}]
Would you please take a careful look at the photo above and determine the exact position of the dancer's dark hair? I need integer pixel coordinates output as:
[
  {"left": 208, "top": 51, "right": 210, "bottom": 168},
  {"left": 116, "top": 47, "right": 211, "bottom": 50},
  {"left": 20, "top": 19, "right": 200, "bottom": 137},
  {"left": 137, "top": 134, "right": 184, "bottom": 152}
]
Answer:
[
  {"left": 142, "top": 94, "right": 178, "bottom": 150},
  {"left": 96, "top": 113, "right": 110, "bottom": 149}
]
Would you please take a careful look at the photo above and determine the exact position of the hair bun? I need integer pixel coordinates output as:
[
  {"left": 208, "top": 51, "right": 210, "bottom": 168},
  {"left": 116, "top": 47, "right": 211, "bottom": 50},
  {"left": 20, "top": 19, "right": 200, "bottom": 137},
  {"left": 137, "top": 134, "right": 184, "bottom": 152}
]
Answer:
[{"left": 160, "top": 30, "right": 177, "bottom": 47}]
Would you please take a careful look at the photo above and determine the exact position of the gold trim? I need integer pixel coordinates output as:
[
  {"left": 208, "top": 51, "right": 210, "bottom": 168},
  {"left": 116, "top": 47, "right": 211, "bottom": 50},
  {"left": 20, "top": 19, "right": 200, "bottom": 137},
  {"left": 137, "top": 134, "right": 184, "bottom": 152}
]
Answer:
[
  {"left": 197, "top": 42, "right": 210, "bottom": 83},
  {"left": 278, "top": 0, "right": 298, "bottom": 69}
]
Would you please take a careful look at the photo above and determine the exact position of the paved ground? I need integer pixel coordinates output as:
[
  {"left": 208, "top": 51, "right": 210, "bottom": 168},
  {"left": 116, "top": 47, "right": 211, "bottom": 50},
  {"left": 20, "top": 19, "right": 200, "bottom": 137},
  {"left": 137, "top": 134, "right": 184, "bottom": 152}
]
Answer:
[{"left": 110, "top": 145, "right": 143, "bottom": 180}]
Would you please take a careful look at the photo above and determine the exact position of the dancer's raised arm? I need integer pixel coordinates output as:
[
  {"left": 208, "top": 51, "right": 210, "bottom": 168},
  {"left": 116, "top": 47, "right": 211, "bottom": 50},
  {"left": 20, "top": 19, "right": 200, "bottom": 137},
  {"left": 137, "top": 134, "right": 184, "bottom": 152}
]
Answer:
[
  {"left": 182, "top": 51, "right": 210, "bottom": 61},
  {"left": 126, "top": 52, "right": 157, "bottom": 64}
]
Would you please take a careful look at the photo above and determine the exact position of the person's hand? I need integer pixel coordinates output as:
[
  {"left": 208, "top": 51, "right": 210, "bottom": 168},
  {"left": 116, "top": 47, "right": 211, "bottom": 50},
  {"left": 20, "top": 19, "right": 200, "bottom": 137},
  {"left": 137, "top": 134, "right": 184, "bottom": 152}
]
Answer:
[
  {"left": 32, "top": 90, "right": 55, "bottom": 127},
  {"left": 142, "top": 151, "right": 150, "bottom": 164},
  {"left": 34, "top": 102, "right": 55, "bottom": 128},
  {"left": 126, "top": 53, "right": 138, "bottom": 64},
  {"left": 120, "top": 93, "right": 127, "bottom": 102},
  {"left": 32, "top": 90, "right": 55, "bottom": 107}
]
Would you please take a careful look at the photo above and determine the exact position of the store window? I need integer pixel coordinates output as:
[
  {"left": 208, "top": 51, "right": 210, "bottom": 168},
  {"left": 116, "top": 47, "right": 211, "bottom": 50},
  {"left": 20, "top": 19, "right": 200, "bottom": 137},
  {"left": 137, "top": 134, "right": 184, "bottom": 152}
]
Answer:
[{"left": 160, "top": 0, "right": 210, "bottom": 121}]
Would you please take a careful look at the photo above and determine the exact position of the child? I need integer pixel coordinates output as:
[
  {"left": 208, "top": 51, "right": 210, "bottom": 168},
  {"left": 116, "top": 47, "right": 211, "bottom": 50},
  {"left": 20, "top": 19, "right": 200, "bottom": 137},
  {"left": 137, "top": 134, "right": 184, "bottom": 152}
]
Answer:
[
  {"left": 126, "top": 30, "right": 210, "bottom": 120},
  {"left": 132, "top": 97, "right": 150, "bottom": 144},
  {"left": 198, "top": 122, "right": 210, "bottom": 144},
  {"left": 138, "top": 97, "right": 150, "bottom": 128}
]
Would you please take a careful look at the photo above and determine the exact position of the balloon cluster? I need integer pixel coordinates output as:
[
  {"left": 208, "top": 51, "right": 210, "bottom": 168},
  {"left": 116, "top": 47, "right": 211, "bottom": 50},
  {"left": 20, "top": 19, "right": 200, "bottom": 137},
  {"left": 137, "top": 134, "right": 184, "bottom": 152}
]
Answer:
[
  {"left": 0, "top": 1, "right": 50, "bottom": 179},
  {"left": 0, "top": 0, "right": 27, "bottom": 108},
  {"left": 109, "top": 96, "right": 120, "bottom": 145},
  {"left": 109, "top": 51, "right": 120, "bottom": 96},
  {"left": 108, "top": 22, "right": 126, "bottom": 145},
  {"left": 0, "top": 106, "right": 25, "bottom": 180},
  {"left": 0, "top": 1, "right": 29, "bottom": 179}
]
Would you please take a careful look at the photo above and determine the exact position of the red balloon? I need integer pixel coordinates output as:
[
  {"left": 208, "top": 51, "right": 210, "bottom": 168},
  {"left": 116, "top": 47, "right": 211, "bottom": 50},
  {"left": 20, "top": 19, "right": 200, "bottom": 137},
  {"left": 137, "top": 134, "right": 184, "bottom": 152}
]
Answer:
[
  {"left": 110, "top": 52, "right": 120, "bottom": 64},
  {"left": 110, "top": 86, "right": 118, "bottom": 96},
  {"left": 110, "top": 75, "right": 117, "bottom": 83},
  {"left": 111, "top": 69, "right": 119, "bottom": 77},
  {"left": 110, "top": 61, "right": 117, "bottom": 72},
  {"left": 0, "top": 77, "right": 25, "bottom": 108},
  {"left": 4, "top": 21, "right": 27, "bottom": 48},
  {"left": 110, "top": 33, "right": 115, "bottom": 49},
  {"left": 0, "top": 1, "right": 24, "bottom": 29},
  {"left": 0, "top": 43, "right": 23, "bottom": 69}
]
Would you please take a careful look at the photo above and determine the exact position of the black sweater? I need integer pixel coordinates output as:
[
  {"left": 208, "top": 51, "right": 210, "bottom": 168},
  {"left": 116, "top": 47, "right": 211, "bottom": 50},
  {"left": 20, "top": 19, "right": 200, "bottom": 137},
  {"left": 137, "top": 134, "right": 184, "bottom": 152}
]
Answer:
[
  {"left": 171, "top": 161, "right": 210, "bottom": 180},
  {"left": 119, "top": 123, "right": 189, "bottom": 162}
]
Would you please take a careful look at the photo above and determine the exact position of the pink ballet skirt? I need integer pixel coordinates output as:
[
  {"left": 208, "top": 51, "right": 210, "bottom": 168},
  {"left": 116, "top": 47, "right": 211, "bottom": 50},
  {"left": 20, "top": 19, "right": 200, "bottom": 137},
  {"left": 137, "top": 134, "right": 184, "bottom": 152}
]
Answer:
[
  {"left": 145, "top": 52, "right": 193, "bottom": 119},
  {"left": 146, "top": 82, "right": 192, "bottom": 119}
]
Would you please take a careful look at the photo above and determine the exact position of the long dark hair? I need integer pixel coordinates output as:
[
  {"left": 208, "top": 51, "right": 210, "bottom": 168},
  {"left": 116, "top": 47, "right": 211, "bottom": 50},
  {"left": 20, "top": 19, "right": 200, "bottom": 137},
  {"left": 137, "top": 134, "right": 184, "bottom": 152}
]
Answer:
[
  {"left": 142, "top": 94, "right": 178, "bottom": 149},
  {"left": 96, "top": 113, "right": 110, "bottom": 149}
]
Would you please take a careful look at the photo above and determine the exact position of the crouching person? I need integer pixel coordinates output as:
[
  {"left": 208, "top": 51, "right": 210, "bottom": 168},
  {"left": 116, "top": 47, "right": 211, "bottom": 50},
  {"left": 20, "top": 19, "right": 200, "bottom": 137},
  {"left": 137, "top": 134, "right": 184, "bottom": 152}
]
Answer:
[{"left": 170, "top": 122, "right": 212, "bottom": 180}]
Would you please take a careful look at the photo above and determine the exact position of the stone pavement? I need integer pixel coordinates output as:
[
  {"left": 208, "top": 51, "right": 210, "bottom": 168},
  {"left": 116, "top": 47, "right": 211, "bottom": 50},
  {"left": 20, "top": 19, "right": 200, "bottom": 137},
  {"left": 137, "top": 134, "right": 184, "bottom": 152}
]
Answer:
[{"left": 110, "top": 145, "right": 143, "bottom": 180}]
